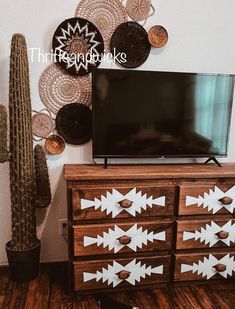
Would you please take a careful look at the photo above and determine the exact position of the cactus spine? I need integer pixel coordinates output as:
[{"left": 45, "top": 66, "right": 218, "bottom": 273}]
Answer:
[
  {"left": 34, "top": 145, "right": 51, "bottom": 208},
  {"left": 0, "top": 104, "right": 9, "bottom": 163},
  {"left": 9, "top": 34, "right": 37, "bottom": 251}
]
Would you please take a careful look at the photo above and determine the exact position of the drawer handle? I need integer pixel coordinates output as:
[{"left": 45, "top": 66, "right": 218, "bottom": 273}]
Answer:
[
  {"left": 117, "top": 270, "right": 131, "bottom": 280},
  {"left": 119, "top": 199, "right": 133, "bottom": 209},
  {"left": 218, "top": 196, "right": 233, "bottom": 205},
  {"left": 216, "top": 231, "right": 229, "bottom": 239},
  {"left": 118, "top": 235, "right": 132, "bottom": 245},
  {"left": 214, "top": 263, "right": 227, "bottom": 272}
]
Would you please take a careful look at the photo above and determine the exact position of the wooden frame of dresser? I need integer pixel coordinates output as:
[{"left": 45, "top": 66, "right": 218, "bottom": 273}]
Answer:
[{"left": 64, "top": 164, "right": 235, "bottom": 294}]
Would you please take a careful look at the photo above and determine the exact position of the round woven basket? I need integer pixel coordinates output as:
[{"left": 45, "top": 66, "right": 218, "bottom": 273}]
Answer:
[
  {"left": 126, "top": 0, "right": 154, "bottom": 23},
  {"left": 52, "top": 18, "right": 104, "bottom": 76},
  {"left": 75, "top": 0, "right": 127, "bottom": 51},
  {"left": 45, "top": 134, "right": 65, "bottom": 155},
  {"left": 148, "top": 25, "right": 168, "bottom": 48},
  {"left": 39, "top": 64, "right": 92, "bottom": 115},
  {"left": 32, "top": 109, "right": 55, "bottom": 139},
  {"left": 56, "top": 103, "right": 92, "bottom": 145},
  {"left": 110, "top": 21, "right": 151, "bottom": 68}
]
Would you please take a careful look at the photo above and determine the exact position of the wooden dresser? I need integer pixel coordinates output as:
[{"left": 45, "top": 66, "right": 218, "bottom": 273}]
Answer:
[{"left": 64, "top": 164, "right": 235, "bottom": 293}]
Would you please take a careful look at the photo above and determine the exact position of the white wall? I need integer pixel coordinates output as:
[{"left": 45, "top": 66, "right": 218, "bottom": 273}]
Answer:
[{"left": 1, "top": 0, "right": 235, "bottom": 264}]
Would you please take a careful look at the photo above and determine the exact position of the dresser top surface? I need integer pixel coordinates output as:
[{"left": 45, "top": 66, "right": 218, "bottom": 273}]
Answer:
[{"left": 64, "top": 163, "right": 235, "bottom": 180}]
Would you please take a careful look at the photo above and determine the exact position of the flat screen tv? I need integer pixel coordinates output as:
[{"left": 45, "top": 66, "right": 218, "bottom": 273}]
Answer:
[{"left": 92, "top": 69, "right": 234, "bottom": 159}]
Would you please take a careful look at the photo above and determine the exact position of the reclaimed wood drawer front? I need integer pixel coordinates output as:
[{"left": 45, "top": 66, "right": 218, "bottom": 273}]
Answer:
[
  {"left": 176, "top": 219, "right": 235, "bottom": 250},
  {"left": 175, "top": 252, "right": 235, "bottom": 281},
  {"left": 179, "top": 184, "right": 235, "bottom": 216},
  {"left": 73, "top": 221, "right": 173, "bottom": 256},
  {"left": 73, "top": 255, "right": 171, "bottom": 291},
  {"left": 72, "top": 185, "right": 175, "bottom": 220}
]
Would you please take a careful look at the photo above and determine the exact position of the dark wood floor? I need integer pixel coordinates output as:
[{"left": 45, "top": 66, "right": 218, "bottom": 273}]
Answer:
[{"left": 0, "top": 263, "right": 235, "bottom": 308}]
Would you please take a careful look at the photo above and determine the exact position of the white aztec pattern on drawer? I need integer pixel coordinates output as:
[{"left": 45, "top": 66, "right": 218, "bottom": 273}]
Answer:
[
  {"left": 81, "top": 187, "right": 166, "bottom": 217},
  {"left": 186, "top": 185, "right": 235, "bottom": 214},
  {"left": 84, "top": 224, "right": 166, "bottom": 253},
  {"left": 181, "top": 254, "right": 235, "bottom": 279},
  {"left": 182, "top": 220, "right": 235, "bottom": 247},
  {"left": 83, "top": 259, "right": 164, "bottom": 287}
]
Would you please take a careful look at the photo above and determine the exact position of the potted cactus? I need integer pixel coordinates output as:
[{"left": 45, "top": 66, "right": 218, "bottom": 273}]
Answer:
[{"left": 0, "top": 34, "right": 51, "bottom": 282}]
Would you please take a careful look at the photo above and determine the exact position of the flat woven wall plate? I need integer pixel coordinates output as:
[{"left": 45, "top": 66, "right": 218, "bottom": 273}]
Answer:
[
  {"left": 39, "top": 64, "right": 92, "bottom": 115},
  {"left": 45, "top": 134, "right": 65, "bottom": 155},
  {"left": 148, "top": 25, "right": 168, "bottom": 48},
  {"left": 56, "top": 103, "right": 92, "bottom": 145},
  {"left": 32, "top": 109, "right": 55, "bottom": 138},
  {"left": 110, "top": 21, "right": 151, "bottom": 68},
  {"left": 126, "top": 0, "right": 154, "bottom": 22},
  {"left": 52, "top": 17, "right": 104, "bottom": 75},
  {"left": 75, "top": 0, "right": 127, "bottom": 52}
]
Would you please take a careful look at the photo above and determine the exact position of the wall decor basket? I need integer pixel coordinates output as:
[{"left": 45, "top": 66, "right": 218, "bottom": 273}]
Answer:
[
  {"left": 32, "top": 109, "right": 55, "bottom": 139},
  {"left": 148, "top": 25, "right": 168, "bottom": 48},
  {"left": 56, "top": 103, "right": 92, "bottom": 145},
  {"left": 39, "top": 64, "right": 92, "bottom": 115},
  {"left": 126, "top": 0, "right": 155, "bottom": 24},
  {"left": 110, "top": 21, "right": 151, "bottom": 68},
  {"left": 52, "top": 17, "right": 104, "bottom": 75},
  {"left": 75, "top": 0, "right": 128, "bottom": 52},
  {"left": 45, "top": 134, "right": 65, "bottom": 155}
]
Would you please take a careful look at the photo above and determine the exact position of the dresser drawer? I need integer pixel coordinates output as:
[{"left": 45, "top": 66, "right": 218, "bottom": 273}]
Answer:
[
  {"left": 179, "top": 184, "right": 235, "bottom": 216},
  {"left": 72, "top": 185, "right": 175, "bottom": 220},
  {"left": 175, "top": 252, "right": 235, "bottom": 281},
  {"left": 73, "top": 255, "right": 171, "bottom": 291},
  {"left": 73, "top": 221, "right": 173, "bottom": 257},
  {"left": 176, "top": 219, "right": 235, "bottom": 250}
]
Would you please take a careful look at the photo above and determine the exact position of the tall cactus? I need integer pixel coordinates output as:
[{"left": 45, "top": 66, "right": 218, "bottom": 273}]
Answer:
[
  {"left": 0, "top": 104, "right": 9, "bottom": 163},
  {"left": 2, "top": 33, "right": 52, "bottom": 282},
  {"left": 8, "top": 34, "right": 37, "bottom": 251}
]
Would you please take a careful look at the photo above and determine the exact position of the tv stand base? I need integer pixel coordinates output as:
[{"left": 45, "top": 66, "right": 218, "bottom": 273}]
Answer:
[
  {"left": 204, "top": 157, "right": 222, "bottom": 167},
  {"left": 104, "top": 158, "right": 108, "bottom": 169}
]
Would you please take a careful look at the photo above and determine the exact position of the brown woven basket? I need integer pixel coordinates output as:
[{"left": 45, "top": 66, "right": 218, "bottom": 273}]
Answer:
[
  {"left": 45, "top": 134, "right": 65, "bottom": 155},
  {"left": 39, "top": 64, "right": 92, "bottom": 115},
  {"left": 126, "top": 0, "right": 155, "bottom": 23},
  {"left": 148, "top": 25, "right": 169, "bottom": 48},
  {"left": 110, "top": 21, "right": 151, "bottom": 68},
  {"left": 32, "top": 109, "right": 55, "bottom": 139},
  {"left": 75, "top": 0, "right": 128, "bottom": 51}
]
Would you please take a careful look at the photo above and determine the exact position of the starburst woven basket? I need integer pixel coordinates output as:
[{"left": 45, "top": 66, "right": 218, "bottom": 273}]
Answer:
[
  {"left": 52, "top": 18, "right": 104, "bottom": 76},
  {"left": 75, "top": 0, "right": 128, "bottom": 51},
  {"left": 126, "top": 0, "right": 155, "bottom": 24},
  {"left": 39, "top": 64, "right": 92, "bottom": 115}
]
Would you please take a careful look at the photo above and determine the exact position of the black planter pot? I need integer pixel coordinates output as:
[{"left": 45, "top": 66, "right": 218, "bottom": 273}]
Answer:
[{"left": 5, "top": 239, "right": 41, "bottom": 282}]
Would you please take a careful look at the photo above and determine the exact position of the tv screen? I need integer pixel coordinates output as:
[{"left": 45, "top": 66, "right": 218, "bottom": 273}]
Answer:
[{"left": 92, "top": 69, "right": 234, "bottom": 158}]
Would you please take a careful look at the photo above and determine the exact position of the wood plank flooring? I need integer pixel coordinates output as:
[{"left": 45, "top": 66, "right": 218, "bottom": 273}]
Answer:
[{"left": 0, "top": 263, "right": 235, "bottom": 308}]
